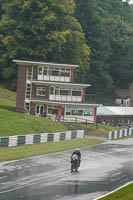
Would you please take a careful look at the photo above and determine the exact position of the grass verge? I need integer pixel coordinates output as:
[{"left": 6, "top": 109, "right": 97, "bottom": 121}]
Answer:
[
  {"left": 0, "top": 86, "right": 68, "bottom": 136},
  {"left": 100, "top": 183, "right": 133, "bottom": 200},
  {"left": 115, "top": 135, "right": 133, "bottom": 140},
  {"left": 0, "top": 138, "right": 103, "bottom": 162},
  {"left": 65, "top": 123, "right": 119, "bottom": 137},
  {"left": 0, "top": 85, "right": 118, "bottom": 138},
  {"left": 0, "top": 109, "right": 68, "bottom": 136},
  {"left": 0, "top": 84, "right": 16, "bottom": 101}
]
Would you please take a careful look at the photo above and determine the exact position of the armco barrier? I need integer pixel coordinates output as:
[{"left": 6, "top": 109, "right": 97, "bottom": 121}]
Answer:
[
  {"left": 0, "top": 130, "right": 84, "bottom": 148},
  {"left": 108, "top": 128, "right": 133, "bottom": 140}
]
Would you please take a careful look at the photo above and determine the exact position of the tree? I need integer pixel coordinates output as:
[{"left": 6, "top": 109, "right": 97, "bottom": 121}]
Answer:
[
  {"left": 75, "top": 0, "right": 133, "bottom": 96},
  {"left": 0, "top": 0, "right": 90, "bottom": 89},
  {"left": 99, "top": 0, "right": 133, "bottom": 89},
  {"left": 75, "top": 0, "right": 113, "bottom": 94}
]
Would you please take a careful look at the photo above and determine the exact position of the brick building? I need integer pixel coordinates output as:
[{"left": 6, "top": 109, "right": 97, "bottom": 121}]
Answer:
[{"left": 14, "top": 60, "right": 101, "bottom": 122}]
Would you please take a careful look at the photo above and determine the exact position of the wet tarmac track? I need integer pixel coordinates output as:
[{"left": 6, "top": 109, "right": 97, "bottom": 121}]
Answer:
[{"left": 0, "top": 139, "right": 133, "bottom": 200}]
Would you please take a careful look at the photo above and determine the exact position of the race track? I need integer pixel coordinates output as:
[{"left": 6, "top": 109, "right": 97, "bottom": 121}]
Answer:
[{"left": 0, "top": 139, "right": 133, "bottom": 200}]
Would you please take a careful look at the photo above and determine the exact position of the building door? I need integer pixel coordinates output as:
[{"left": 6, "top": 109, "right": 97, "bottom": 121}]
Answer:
[{"left": 35, "top": 104, "right": 44, "bottom": 116}]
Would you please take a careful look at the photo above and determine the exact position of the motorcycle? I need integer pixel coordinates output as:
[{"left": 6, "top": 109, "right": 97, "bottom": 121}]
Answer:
[{"left": 71, "top": 154, "right": 80, "bottom": 172}]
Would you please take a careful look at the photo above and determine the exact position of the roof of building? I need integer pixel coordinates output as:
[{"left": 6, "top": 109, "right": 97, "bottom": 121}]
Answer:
[
  {"left": 32, "top": 80, "right": 91, "bottom": 88},
  {"left": 97, "top": 106, "right": 133, "bottom": 116},
  {"left": 13, "top": 60, "right": 79, "bottom": 68},
  {"left": 30, "top": 99, "right": 102, "bottom": 107}
]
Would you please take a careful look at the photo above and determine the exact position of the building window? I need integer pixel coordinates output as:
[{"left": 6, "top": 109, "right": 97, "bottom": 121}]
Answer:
[
  {"left": 38, "top": 67, "right": 42, "bottom": 75},
  {"left": 49, "top": 67, "right": 60, "bottom": 76},
  {"left": 25, "top": 103, "right": 30, "bottom": 111},
  {"left": 50, "top": 86, "right": 82, "bottom": 97},
  {"left": 36, "top": 87, "right": 46, "bottom": 96},
  {"left": 27, "top": 67, "right": 33, "bottom": 80},
  {"left": 60, "top": 88, "right": 71, "bottom": 96},
  {"left": 26, "top": 84, "right": 31, "bottom": 99},
  {"left": 65, "top": 107, "right": 94, "bottom": 116},
  {"left": 121, "top": 100, "right": 124, "bottom": 105},
  {"left": 60, "top": 68, "right": 70, "bottom": 77},
  {"left": 83, "top": 108, "right": 94, "bottom": 116},
  {"left": 66, "top": 107, "right": 71, "bottom": 115},
  {"left": 35, "top": 105, "right": 44, "bottom": 115},
  {"left": 55, "top": 87, "right": 60, "bottom": 95},
  {"left": 48, "top": 105, "right": 58, "bottom": 114},
  {"left": 50, "top": 87, "right": 54, "bottom": 95},
  {"left": 71, "top": 108, "right": 83, "bottom": 116},
  {"left": 72, "top": 89, "right": 82, "bottom": 96},
  {"left": 43, "top": 67, "right": 48, "bottom": 75},
  {"left": 38, "top": 66, "right": 70, "bottom": 77}
]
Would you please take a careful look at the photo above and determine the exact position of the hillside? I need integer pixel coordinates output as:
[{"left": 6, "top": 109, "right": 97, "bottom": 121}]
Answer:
[
  {"left": 0, "top": 0, "right": 133, "bottom": 97},
  {"left": 0, "top": 86, "right": 68, "bottom": 136}
]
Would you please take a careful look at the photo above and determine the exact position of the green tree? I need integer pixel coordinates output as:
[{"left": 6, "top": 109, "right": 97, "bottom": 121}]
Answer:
[
  {"left": 75, "top": 0, "right": 133, "bottom": 96},
  {"left": 99, "top": 0, "right": 133, "bottom": 89},
  {"left": 75, "top": 0, "right": 112, "bottom": 94},
  {"left": 0, "top": 0, "right": 90, "bottom": 89}
]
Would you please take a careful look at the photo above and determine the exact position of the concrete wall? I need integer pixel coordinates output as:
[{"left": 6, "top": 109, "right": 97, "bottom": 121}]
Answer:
[
  {"left": 0, "top": 130, "right": 84, "bottom": 147},
  {"left": 108, "top": 128, "right": 133, "bottom": 140}
]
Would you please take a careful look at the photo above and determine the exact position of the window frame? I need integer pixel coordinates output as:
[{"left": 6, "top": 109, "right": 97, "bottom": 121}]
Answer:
[{"left": 36, "top": 87, "right": 46, "bottom": 96}]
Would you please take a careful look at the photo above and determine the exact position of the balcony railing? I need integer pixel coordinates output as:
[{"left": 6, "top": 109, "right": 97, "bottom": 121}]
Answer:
[
  {"left": 38, "top": 75, "right": 70, "bottom": 82},
  {"left": 31, "top": 94, "right": 97, "bottom": 104}
]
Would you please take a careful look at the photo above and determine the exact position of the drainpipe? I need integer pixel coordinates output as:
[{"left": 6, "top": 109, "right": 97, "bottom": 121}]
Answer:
[
  {"left": 70, "top": 69, "right": 74, "bottom": 82},
  {"left": 94, "top": 107, "right": 97, "bottom": 124},
  {"left": 57, "top": 105, "right": 62, "bottom": 122},
  {"left": 82, "top": 88, "right": 85, "bottom": 102}
]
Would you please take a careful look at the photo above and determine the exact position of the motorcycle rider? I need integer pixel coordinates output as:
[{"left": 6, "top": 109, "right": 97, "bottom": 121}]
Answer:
[{"left": 71, "top": 148, "right": 81, "bottom": 167}]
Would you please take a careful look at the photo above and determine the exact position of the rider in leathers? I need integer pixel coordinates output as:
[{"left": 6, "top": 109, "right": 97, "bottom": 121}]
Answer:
[{"left": 71, "top": 148, "right": 81, "bottom": 167}]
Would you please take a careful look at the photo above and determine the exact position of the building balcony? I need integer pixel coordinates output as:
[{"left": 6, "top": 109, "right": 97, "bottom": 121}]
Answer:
[
  {"left": 30, "top": 94, "right": 97, "bottom": 104},
  {"left": 38, "top": 75, "right": 70, "bottom": 82}
]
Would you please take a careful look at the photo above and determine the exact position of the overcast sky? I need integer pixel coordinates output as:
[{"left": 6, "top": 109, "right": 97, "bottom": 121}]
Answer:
[
  {"left": 122, "top": 0, "right": 133, "bottom": 4},
  {"left": 129, "top": 0, "right": 133, "bottom": 4}
]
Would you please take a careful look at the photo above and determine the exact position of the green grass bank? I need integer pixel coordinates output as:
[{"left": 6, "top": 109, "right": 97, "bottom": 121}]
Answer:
[
  {"left": 0, "top": 85, "right": 68, "bottom": 136},
  {"left": 0, "top": 138, "right": 102, "bottom": 162},
  {"left": 0, "top": 109, "right": 68, "bottom": 136},
  {"left": 65, "top": 123, "right": 118, "bottom": 137},
  {"left": 0, "top": 85, "right": 117, "bottom": 137},
  {"left": 100, "top": 183, "right": 133, "bottom": 200}
]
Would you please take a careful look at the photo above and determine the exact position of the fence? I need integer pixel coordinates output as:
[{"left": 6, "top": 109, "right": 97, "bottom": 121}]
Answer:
[
  {"left": 108, "top": 128, "right": 133, "bottom": 140},
  {"left": 97, "top": 115, "right": 133, "bottom": 127},
  {"left": 0, "top": 130, "right": 84, "bottom": 148}
]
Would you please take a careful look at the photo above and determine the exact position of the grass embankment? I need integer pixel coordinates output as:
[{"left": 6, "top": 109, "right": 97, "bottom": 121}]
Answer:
[
  {"left": 0, "top": 138, "right": 102, "bottom": 162},
  {"left": 0, "top": 109, "right": 68, "bottom": 136},
  {"left": 0, "top": 84, "right": 16, "bottom": 109},
  {"left": 100, "top": 183, "right": 133, "bottom": 200},
  {"left": 66, "top": 123, "right": 118, "bottom": 137},
  {"left": 0, "top": 85, "right": 116, "bottom": 137},
  {"left": 0, "top": 86, "right": 68, "bottom": 136},
  {"left": 0, "top": 85, "right": 104, "bottom": 162}
]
